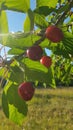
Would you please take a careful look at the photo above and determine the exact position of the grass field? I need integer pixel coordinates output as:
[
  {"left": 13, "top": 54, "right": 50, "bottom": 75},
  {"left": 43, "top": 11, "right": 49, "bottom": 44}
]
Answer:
[{"left": 0, "top": 87, "right": 73, "bottom": 130}]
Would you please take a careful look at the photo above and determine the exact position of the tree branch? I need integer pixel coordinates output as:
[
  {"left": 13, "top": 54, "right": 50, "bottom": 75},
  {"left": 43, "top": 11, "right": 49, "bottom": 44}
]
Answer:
[
  {"left": 55, "top": 1, "right": 73, "bottom": 25},
  {"left": 34, "top": 35, "right": 45, "bottom": 45}
]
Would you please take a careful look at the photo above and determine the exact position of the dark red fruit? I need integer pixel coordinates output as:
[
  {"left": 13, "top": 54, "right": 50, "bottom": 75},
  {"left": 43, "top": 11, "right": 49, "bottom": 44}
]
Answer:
[
  {"left": 45, "top": 25, "right": 64, "bottom": 43},
  {"left": 18, "top": 82, "right": 35, "bottom": 101},
  {"left": 40, "top": 56, "right": 52, "bottom": 68},
  {"left": 26, "top": 45, "right": 43, "bottom": 60}
]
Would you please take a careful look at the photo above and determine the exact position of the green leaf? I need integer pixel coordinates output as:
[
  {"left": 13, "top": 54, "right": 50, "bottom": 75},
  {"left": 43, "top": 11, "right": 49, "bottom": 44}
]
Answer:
[
  {"left": 57, "top": 4, "right": 69, "bottom": 14},
  {"left": 63, "top": 33, "right": 73, "bottom": 56},
  {"left": 0, "top": 68, "right": 5, "bottom": 77},
  {"left": 8, "top": 48, "right": 24, "bottom": 55},
  {"left": 62, "top": 65, "right": 71, "bottom": 83},
  {"left": 0, "top": 11, "right": 9, "bottom": 44},
  {"left": 52, "top": 43, "right": 70, "bottom": 58},
  {"left": 34, "top": 6, "right": 56, "bottom": 16},
  {"left": 3, "top": 34, "right": 40, "bottom": 49},
  {"left": 61, "top": 0, "right": 65, "bottom": 3},
  {"left": 22, "top": 58, "right": 48, "bottom": 72},
  {"left": 25, "top": 67, "right": 56, "bottom": 88},
  {"left": 2, "top": 82, "right": 28, "bottom": 125},
  {"left": 0, "top": 0, "right": 30, "bottom": 13},
  {"left": 9, "top": 65, "right": 25, "bottom": 84},
  {"left": 34, "top": 13, "right": 48, "bottom": 28},
  {"left": 22, "top": 58, "right": 56, "bottom": 88},
  {"left": 36, "top": 0, "right": 58, "bottom": 8},
  {"left": 24, "top": 9, "right": 34, "bottom": 32}
]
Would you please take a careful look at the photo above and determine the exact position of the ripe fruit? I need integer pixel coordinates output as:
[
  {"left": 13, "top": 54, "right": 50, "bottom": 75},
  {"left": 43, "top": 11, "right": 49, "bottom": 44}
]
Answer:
[
  {"left": 18, "top": 82, "right": 35, "bottom": 101},
  {"left": 26, "top": 45, "right": 43, "bottom": 61},
  {"left": 40, "top": 56, "right": 52, "bottom": 68},
  {"left": 45, "top": 25, "right": 64, "bottom": 42}
]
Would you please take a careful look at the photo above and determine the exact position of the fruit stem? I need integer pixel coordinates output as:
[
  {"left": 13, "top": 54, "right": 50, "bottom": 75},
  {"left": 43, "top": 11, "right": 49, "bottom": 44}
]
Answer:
[{"left": 34, "top": 35, "right": 45, "bottom": 46}]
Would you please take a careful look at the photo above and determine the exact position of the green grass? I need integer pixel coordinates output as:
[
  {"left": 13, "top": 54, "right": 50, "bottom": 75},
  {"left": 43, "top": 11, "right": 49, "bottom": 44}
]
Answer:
[{"left": 0, "top": 87, "right": 73, "bottom": 130}]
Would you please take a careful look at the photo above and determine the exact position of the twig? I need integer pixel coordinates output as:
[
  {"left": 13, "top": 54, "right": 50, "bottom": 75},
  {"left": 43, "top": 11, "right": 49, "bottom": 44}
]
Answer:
[
  {"left": 34, "top": 35, "right": 46, "bottom": 45},
  {"left": 55, "top": 1, "right": 73, "bottom": 25},
  {"left": 55, "top": 11, "right": 67, "bottom": 25}
]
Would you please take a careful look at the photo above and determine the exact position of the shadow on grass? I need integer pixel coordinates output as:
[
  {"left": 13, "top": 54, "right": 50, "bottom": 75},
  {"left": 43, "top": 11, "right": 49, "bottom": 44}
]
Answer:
[{"left": 34, "top": 92, "right": 73, "bottom": 100}]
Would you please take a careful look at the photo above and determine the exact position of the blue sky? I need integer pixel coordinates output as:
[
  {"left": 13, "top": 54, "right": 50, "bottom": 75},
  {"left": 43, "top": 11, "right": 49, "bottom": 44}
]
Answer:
[
  {"left": 6, "top": 11, "right": 26, "bottom": 32},
  {"left": 6, "top": 0, "right": 36, "bottom": 32}
]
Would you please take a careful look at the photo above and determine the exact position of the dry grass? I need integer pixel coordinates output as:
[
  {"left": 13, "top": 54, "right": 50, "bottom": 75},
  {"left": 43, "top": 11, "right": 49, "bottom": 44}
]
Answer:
[{"left": 0, "top": 87, "right": 73, "bottom": 130}]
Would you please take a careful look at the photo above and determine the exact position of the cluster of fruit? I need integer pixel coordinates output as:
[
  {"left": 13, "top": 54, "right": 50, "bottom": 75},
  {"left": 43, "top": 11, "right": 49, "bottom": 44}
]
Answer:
[{"left": 18, "top": 25, "right": 64, "bottom": 101}]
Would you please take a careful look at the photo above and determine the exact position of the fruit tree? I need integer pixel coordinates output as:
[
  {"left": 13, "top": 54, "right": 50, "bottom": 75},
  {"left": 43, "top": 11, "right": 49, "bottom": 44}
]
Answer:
[{"left": 0, "top": 0, "right": 73, "bottom": 125}]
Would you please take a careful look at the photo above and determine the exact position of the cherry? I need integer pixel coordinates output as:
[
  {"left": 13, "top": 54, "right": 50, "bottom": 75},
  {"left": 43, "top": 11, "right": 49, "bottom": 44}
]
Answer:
[
  {"left": 40, "top": 56, "right": 52, "bottom": 68},
  {"left": 26, "top": 45, "right": 43, "bottom": 60},
  {"left": 45, "top": 25, "right": 64, "bottom": 43},
  {"left": 18, "top": 82, "right": 35, "bottom": 101}
]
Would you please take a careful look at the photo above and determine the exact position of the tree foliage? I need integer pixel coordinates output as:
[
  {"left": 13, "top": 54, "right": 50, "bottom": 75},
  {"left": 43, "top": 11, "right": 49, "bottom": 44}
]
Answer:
[{"left": 0, "top": 0, "right": 73, "bottom": 125}]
